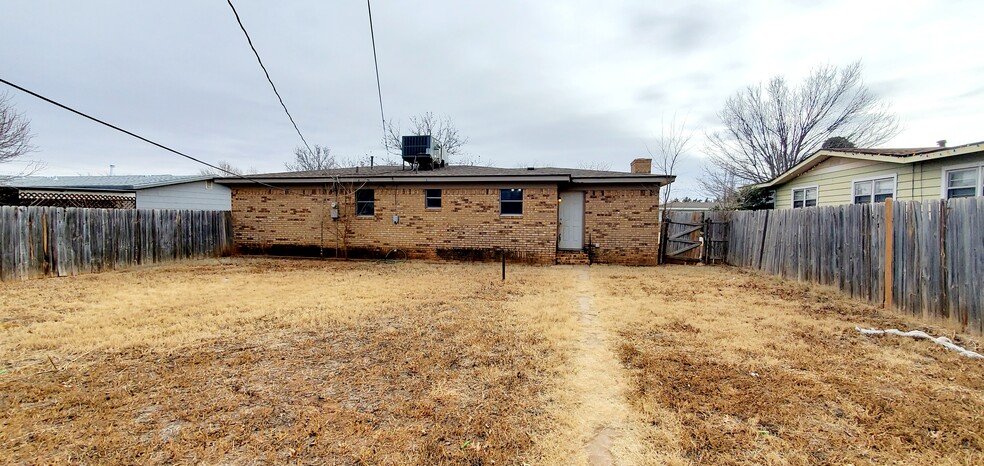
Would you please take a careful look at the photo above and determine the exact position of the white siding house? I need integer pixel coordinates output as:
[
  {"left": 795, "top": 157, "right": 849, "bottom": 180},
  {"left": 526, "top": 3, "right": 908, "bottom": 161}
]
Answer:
[
  {"left": 135, "top": 180, "right": 231, "bottom": 210},
  {"left": 4, "top": 175, "right": 231, "bottom": 210}
]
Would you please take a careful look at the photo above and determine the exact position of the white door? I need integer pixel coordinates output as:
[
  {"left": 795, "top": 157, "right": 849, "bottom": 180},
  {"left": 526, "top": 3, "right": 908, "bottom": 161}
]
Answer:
[{"left": 558, "top": 191, "right": 584, "bottom": 250}]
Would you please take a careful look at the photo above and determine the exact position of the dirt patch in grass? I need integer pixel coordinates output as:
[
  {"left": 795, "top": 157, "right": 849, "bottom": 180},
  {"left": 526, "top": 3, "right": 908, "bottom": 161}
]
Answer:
[
  {"left": 0, "top": 258, "right": 575, "bottom": 464},
  {"left": 597, "top": 265, "right": 984, "bottom": 465}
]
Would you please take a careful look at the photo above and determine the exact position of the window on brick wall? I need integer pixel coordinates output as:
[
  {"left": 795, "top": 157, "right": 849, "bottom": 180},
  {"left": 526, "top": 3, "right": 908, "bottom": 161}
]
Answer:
[
  {"left": 355, "top": 189, "right": 374, "bottom": 216},
  {"left": 425, "top": 189, "right": 442, "bottom": 208},
  {"left": 500, "top": 188, "right": 523, "bottom": 215}
]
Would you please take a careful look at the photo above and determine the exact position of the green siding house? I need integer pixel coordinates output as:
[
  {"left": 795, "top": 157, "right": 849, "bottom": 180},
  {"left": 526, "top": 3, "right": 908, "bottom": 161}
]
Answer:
[{"left": 755, "top": 141, "right": 984, "bottom": 209}]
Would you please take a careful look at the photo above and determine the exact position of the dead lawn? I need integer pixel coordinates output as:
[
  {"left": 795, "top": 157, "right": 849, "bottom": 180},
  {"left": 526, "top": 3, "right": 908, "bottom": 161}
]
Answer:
[
  {"left": 1, "top": 258, "right": 982, "bottom": 465},
  {"left": 595, "top": 265, "right": 984, "bottom": 465}
]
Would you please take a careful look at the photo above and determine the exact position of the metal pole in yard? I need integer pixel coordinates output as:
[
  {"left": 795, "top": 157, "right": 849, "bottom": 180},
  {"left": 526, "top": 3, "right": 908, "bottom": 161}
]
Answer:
[
  {"left": 502, "top": 249, "right": 506, "bottom": 281},
  {"left": 884, "top": 198, "right": 894, "bottom": 310}
]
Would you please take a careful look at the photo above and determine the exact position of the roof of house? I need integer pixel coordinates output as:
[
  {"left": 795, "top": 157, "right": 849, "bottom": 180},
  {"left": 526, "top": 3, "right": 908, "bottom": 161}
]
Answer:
[
  {"left": 664, "top": 201, "right": 720, "bottom": 210},
  {"left": 755, "top": 140, "right": 984, "bottom": 189},
  {"left": 6, "top": 175, "right": 213, "bottom": 191},
  {"left": 215, "top": 164, "right": 675, "bottom": 186}
]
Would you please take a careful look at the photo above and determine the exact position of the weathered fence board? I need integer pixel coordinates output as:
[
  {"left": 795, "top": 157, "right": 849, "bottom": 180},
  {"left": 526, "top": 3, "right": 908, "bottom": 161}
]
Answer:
[
  {"left": 727, "top": 198, "right": 983, "bottom": 334},
  {"left": 0, "top": 206, "right": 234, "bottom": 281}
]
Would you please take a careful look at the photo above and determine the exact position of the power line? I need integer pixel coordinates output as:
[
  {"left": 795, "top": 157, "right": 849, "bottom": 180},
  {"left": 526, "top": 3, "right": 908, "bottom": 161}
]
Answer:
[
  {"left": 367, "top": 0, "right": 386, "bottom": 140},
  {"left": 0, "top": 77, "right": 282, "bottom": 190},
  {"left": 225, "top": 0, "right": 314, "bottom": 156}
]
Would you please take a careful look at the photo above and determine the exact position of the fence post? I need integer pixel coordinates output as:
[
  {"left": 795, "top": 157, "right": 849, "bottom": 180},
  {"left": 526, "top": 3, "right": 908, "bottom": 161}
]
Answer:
[
  {"left": 884, "top": 198, "right": 894, "bottom": 310},
  {"left": 657, "top": 220, "right": 669, "bottom": 265},
  {"left": 756, "top": 210, "right": 770, "bottom": 269}
]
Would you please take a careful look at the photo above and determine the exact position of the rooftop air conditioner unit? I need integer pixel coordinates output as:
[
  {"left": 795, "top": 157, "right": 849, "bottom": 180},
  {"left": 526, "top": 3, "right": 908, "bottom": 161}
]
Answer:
[{"left": 401, "top": 135, "right": 445, "bottom": 170}]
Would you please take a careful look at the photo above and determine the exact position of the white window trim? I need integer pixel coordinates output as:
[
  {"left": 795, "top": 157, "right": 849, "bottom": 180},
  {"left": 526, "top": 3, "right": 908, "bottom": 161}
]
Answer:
[
  {"left": 851, "top": 173, "right": 897, "bottom": 204},
  {"left": 790, "top": 185, "right": 820, "bottom": 209},
  {"left": 940, "top": 162, "right": 984, "bottom": 199}
]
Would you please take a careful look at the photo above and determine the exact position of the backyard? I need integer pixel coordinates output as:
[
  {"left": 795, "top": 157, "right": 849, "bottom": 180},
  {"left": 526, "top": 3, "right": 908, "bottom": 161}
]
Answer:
[{"left": 1, "top": 258, "right": 982, "bottom": 465}]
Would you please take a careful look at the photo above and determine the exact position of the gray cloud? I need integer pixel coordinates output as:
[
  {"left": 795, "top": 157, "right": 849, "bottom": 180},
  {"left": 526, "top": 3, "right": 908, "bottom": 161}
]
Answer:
[{"left": 1, "top": 0, "right": 982, "bottom": 201}]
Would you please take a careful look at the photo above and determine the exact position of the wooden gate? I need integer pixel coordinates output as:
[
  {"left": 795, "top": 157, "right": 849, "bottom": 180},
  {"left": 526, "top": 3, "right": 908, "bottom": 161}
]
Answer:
[{"left": 658, "top": 211, "right": 729, "bottom": 264}]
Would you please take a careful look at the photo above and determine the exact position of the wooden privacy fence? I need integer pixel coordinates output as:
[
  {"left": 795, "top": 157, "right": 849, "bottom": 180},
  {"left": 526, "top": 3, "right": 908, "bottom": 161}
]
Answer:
[
  {"left": 658, "top": 211, "right": 730, "bottom": 264},
  {"left": 727, "top": 198, "right": 983, "bottom": 334},
  {"left": 0, "top": 206, "right": 235, "bottom": 281}
]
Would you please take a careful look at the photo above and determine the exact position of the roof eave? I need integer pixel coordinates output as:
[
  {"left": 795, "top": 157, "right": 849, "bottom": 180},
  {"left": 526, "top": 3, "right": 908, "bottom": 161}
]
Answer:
[
  {"left": 215, "top": 174, "right": 574, "bottom": 185},
  {"left": 569, "top": 176, "right": 674, "bottom": 185}
]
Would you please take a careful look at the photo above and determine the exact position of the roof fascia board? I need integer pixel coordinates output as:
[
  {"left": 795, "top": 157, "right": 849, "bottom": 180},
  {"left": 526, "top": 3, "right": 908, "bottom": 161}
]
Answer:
[
  {"left": 216, "top": 175, "right": 573, "bottom": 185},
  {"left": 134, "top": 176, "right": 213, "bottom": 189},
  {"left": 569, "top": 176, "right": 673, "bottom": 185}
]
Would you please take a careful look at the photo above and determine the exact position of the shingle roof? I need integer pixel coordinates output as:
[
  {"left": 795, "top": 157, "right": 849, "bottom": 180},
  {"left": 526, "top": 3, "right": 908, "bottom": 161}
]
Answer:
[
  {"left": 7, "top": 175, "right": 212, "bottom": 190},
  {"left": 825, "top": 147, "right": 941, "bottom": 156}
]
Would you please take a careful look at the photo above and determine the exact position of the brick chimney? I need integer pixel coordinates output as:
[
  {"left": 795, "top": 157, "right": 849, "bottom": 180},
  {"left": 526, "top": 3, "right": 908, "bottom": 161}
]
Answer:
[{"left": 631, "top": 158, "right": 652, "bottom": 174}]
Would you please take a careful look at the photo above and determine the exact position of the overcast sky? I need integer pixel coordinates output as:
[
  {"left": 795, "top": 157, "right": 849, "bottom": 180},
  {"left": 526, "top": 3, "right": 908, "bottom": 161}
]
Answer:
[{"left": 2, "top": 0, "right": 982, "bottom": 198}]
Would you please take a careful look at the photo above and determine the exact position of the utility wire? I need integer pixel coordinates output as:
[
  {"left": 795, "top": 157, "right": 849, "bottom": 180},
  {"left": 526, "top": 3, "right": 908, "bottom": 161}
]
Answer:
[
  {"left": 0, "top": 77, "right": 283, "bottom": 190},
  {"left": 225, "top": 0, "right": 314, "bottom": 156},
  {"left": 366, "top": 0, "right": 386, "bottom": 140}
]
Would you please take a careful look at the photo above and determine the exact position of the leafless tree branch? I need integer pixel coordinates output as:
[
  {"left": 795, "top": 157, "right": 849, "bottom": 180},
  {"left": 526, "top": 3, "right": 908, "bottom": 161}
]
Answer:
[
  {"left": 705, "top": 61, "right": 900, "bottom": 185},
  {"left": 0, "top": 91, "right": 39, "bottom": 183},
  {"left": 285, "top": 144, "right": 335, "bottom": 171},
  {"left": 198, "top": 161, "right": 256, "bottom": 176},
  {"left": 649, "top": 114, "right": 693, "bottom": 217},
  {"left": 383, "top": 112, "right": 469, "bottom": 159}
]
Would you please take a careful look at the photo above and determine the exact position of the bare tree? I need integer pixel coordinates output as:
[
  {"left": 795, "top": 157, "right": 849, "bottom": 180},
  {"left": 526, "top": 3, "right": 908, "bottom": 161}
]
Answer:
[
  {"left": 285, "top": 144, "right": 335, "bottom": 171},
  {"left": 576, "top": 160, "right": 612, "bottom": 171},
  {"left": 706, "top": 61, "right": 899, "bottom": 185},
  {"left": 383, "top": 112, "right": 468, "bottom": 157},
  {"left": 698, "top": 165, "right": 739, "bottom": 206},
  {"left": 649, "top": 114, "right": 693, "bottom": 217},
  {"left": 1, "top": 91, "right": 41, "bottom": 182},
  {"left": 198, "top": 160, "right": 256, "bottom": 177}
]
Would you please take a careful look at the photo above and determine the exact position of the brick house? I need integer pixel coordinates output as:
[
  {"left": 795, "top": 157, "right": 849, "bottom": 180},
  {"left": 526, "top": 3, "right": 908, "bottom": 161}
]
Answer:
[{"left": 216, "top": 159, "right": 673, "bottom": 265}]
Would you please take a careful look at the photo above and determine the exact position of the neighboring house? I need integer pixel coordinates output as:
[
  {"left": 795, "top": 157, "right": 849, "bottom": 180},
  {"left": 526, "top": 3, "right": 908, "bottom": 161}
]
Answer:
[
  {"left": 216, "top": 159, "right": 673, "bottom": 265},
  {"left": 755, "top": 141, "right": 984, "bottom": 209},
  {"left": 658, "top": 201, "right": 721, "bottom": 222},
  {"left": 2, "top": 175, "right": 231, "bottom": 210}
]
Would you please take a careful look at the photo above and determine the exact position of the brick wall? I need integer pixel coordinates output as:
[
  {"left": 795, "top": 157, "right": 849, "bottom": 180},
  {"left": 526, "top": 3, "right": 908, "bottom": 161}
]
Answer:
[
  {"left": 231, "top": 183, "right": 559, "bottom": 264},
  {"left": 582, "top": 187, "right": 661, "bottom": 265},
  {"left": 230, "top": 182, "right": 662, "bottom": 266}
]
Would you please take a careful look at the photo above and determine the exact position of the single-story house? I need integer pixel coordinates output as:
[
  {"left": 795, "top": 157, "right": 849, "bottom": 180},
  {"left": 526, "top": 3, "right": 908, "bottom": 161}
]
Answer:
[
  {"left": 215, "top": 159, "right": 673, "bottom": 265},
  {"left": 2, "top": 175, "right": 231, "bottom": 210},
  {"left": 753, "top": 140, "right": 984, "bottom": 208},
  {"left": 658, "top": 201, "right": 721, "bottom": 222}
]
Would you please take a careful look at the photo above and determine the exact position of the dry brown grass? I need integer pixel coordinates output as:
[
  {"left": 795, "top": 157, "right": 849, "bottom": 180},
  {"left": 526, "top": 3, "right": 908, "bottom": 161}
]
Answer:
[
  {"left": 594, "top": 265, "right": 984, "bottom": 465},
  {"left": 0, "top": 258, "right": 578, "bottom": 464},
  {"left": 3, "top": 259, "right": 982, "bottom": 465}
]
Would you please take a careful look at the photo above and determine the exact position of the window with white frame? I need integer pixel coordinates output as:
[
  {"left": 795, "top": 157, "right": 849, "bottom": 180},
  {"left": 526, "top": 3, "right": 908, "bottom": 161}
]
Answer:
[
  {"left": 853, "top": 177, "right": 894, "bottom": 204},
  {"left": 792, "top": 187, "right": 817, "bottom": 208},
  {"left": 943, "top": 166, "right": 983, "bottom": 199}
]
